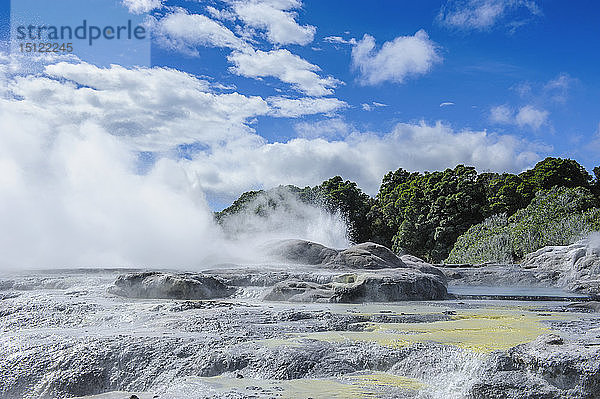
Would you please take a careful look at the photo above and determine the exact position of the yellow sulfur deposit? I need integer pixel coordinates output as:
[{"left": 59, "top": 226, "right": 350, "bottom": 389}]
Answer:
[
  {"left": 296, "top": 308, "right": 568, "bottom": 353},
  {"left": 191, "top": 372, "right": 423, "bottom": 398},
  {"left": 343, "top": 372, "right": 425, "bottom": 390}
]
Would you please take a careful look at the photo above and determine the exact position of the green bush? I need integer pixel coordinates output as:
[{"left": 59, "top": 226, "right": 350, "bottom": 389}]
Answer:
[
  {"left": 446, "top": 214, "right": 512, "bottom": 264},
  {"left": 446, "top": 187, "right": 600, "bottom": 264}
]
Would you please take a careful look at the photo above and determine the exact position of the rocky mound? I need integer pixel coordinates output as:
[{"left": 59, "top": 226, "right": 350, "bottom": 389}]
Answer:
[
  {"left": 109, "top": 241, "right": 448, "bottom": 303},
  {"left": 266, "top": 239, "right": 443, "bottom": 273},
  {"left": 521, "top": 240, "right": 600, "bottom": 294},
  {"left": 265, "top": 239, "right": 339, "bottom": 265},
  {"left": 264, "top": 270, "right": 447, "bottom": 303},
  {"left": 326, "top": 242, "right": 407, "bottom": 269},
  {"left": 260, "top": 240, "right": 447, "bottom": 302},
  {"left": 333, "top": 271, "right": 447, "bottom": 302},
  {"left": 109, "top": 272, "right": 235, "bottom": 300},
  {"left": 472, "top": 334, "right": 600, "bottom": 399}
]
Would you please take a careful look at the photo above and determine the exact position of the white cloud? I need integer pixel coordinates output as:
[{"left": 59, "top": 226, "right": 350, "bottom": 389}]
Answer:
[
  {"left": 122, "top": 0, "right": 162, "bottom": 14},
  {"left": 592, "top": 123, "right": 600, "bottom": 150},
  {"left": 440, "top": 102, "right": 455, "bottom": 107},
  {"left": 228, "top": 48, "right": 341, "bottom": 96},
  {"left": 491, "top": 104, "right": 548, "bottom": 130},
  {"left": 323, "top": 36, "right": 356, "bottom": 45},
  {"left": 544, "top": 74, "right": 571, "bottom": 91},
  {"left": 362, "top": 101, "right": 388, "bottom": 111},
  {"left": 231, "top": 0, "right": 316, "bottom": 45},
  {"left": 152, "top": 10, "right": 336, "bottom": 96},
  {"left": 515, "top": 105, "right": 549, "bottom": 130},
  {"left": 543, "top": 73, "right": 574, "bottom": 103},
  {"left": 7, "top": 61, "right": 541, "bottom": 192},
  {"left": 268, "top": 96, "right": 347, "bottom": 117},
  {"left": 514, "top": 74, "right": 574, "bottom": 104},
  {"left": 351, "top": 30, "right": 441, "bottom": 86},
  {"left": 35, "top": 62, "right": 270, "bottom": 151},
  {"left": 206, "top": 6, "right": 237, "bottom": 21},
  {"left": 438, "top": 0, "right": 541, "bottom": 31},
  {"left": 181, "top": 121, "right": 544, "bottom": 197},
  {"left": 2, "top": 60, "right": 345, "bottom": 152},
  {"left": 513, "top": 81, "right": 533, "bottom": 97},
  {"left": 294, "top": 118, "right": 354, "bottom": 139},
  {"left": 490, "top": 104, "right": 514, "bottom": 123},
  {"left": 154, "top": 11, "right": 249, "bottom": 55}
]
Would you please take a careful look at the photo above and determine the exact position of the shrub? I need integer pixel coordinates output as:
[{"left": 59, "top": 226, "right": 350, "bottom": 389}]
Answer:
[{"left": 446, "top": 187, "right": 600, "bottom": 264}]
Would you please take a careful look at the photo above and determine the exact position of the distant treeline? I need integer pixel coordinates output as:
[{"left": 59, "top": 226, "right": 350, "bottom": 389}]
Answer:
[{"left": 216, "top": 158, "right": 600, "bottom": 263}]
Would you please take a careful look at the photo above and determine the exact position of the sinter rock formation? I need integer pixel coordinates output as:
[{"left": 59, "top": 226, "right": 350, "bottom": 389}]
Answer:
[
  {"left": 263, "top": 240, "right": 447, "bottom": 302},
  {"left": 472, "top": 334, "right": 600, "bottom": 398},
  {"left": 108, "top": 272, "right": 235, "bottom": 300},
  {"left": 521, "top": 239, "right": 600, "bottom": 294},
  {"left": 109, "top": 240, "right": 448, "bottom": 303},
  {"left": 440, "top": 238, "right": 600, "bottom": 296},
  {"left": 264, "top": 270, "right": 447, "bottom": 303}
]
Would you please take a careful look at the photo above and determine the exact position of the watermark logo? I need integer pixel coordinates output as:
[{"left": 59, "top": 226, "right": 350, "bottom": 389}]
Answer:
[
  {"left": 15, "top": 20, "right": 146, "bottom": 46},
  {"left": 10, "top": 0, "right": 151, "bottom": 67}
]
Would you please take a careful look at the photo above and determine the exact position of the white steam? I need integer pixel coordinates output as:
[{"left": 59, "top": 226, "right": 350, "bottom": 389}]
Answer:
[
  {"left": 0, "top": 105, "right": 348, "bottom": 270},
  {"left": 218, "top": 187, "right": 350, "bottom": 249},
  {"left": 587, "top": 232, "right": 600, "bottom": 256},
  {"left": 0, "top": 55, "right": 354, "bottom": 270},
  {"left": 0, "top": 118, "right": 349, "bottom": 269}
]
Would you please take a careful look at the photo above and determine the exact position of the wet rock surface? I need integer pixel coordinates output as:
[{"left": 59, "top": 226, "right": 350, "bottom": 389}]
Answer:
[
  {"left": 257, "top": 240, "right": 448, "bottom": 303},
  {"left": 440, "top": 264, "right": 559, "bottom": 288},
  {"left": 0, "top": 270, "right": 454, "bottom": 398},
  {"left": 264, "top": 270, "right": 447, "bottom": 303},
  {"left": 472, "top": 334, "right": 600, "bottom": 399},
  {"left": 267, "top": 240, "right": 412, "bottom": 270},
  {"left": 2, "top": 240, "right": 600, "bottom": 399},
  {"left": 108, "top": 272, "right": 235, "bottom": 300},
  {"left": 327, "top": 242, "right": 408, "bottom": 269},
  {"left": 439, "top": 239, "right": 600, "bottom": 298},
  {"left": 568, "top": 301, "right": 600, "bottom": 312},
  {"left": 106, "top": 241, "right": 448, "bottom": 304}
]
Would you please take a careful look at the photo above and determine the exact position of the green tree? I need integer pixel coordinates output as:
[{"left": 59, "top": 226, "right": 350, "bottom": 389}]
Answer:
[
  {"left": 216, "top": 177, "right": 375, "bottom": 245},
  {"left": 215, "top": 190, "right": 265, "bottom": 222},
  {"left": 482, "top": 173, "right": 531, "bottom": 217},
  {"left": 375, "top": 168, "right": 422, "bottom": 237},
  {"left": 390, "top": 165, "right": 487, "bottom": 262},
  {"left": 520, "top": 157, "right": 592, "bottom": 193},
  {"left": 215, "top": 185, "right": 313, "bottom": 223},
  {"left": 365, "top": 205, "right": 396, "bottom": 248},
  {"left": 593, "top": 166, "right": 600, "bottom": 198}
]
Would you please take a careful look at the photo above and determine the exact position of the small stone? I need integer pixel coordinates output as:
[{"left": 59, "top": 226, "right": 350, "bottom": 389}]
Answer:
[{"left": 544, "top": 334, "right": 564, "bottom": 345}]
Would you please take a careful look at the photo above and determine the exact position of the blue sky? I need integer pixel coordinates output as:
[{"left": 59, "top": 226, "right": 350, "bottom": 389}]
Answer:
[
  {"left": 1, "top": 0, "right": 599, "bottom": 210},
  {"left": 147, "top": 0, "right": 600, "bottom": 167}
]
